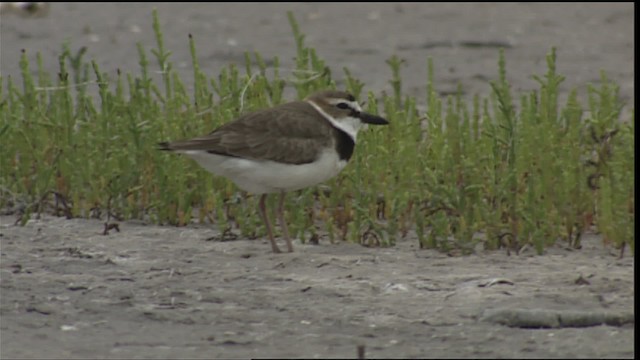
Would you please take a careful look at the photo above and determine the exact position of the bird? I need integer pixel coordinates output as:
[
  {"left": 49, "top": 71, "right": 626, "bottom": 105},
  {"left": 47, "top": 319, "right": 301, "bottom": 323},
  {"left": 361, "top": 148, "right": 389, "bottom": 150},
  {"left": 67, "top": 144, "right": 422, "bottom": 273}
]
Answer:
[
  {"left": 158, "top": 90, "right": 389, "bottom": 253},
  {"left": 0, "top": 2, "right": 49, "bottom": 17}
]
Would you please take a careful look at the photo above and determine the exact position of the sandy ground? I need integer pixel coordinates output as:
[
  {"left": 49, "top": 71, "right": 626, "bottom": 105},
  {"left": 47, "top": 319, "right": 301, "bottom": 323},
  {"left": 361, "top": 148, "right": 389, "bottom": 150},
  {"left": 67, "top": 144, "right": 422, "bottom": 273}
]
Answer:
[
  {"left": 0, "top": 3, "right": 635, "bottom": 359},
  {"left": 0, "top": 3, "right": 635, "bottom": 106},
  {"left": 0, "top": 215, "right": 635, "bottom": 359}
]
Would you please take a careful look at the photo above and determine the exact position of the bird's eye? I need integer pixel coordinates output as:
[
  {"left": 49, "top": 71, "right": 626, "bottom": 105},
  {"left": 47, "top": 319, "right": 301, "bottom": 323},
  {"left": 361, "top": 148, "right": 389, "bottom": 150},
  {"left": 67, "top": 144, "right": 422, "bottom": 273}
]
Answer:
[{"left": 336, "top": 103, "right": 350, "bottom": 110}]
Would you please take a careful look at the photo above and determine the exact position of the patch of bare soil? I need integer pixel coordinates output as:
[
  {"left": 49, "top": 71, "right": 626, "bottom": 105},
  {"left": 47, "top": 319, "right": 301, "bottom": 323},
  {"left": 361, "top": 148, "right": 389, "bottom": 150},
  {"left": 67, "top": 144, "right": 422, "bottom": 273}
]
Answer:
[{"left": 0, "top": 215, "right": 633, "bottom": 359}]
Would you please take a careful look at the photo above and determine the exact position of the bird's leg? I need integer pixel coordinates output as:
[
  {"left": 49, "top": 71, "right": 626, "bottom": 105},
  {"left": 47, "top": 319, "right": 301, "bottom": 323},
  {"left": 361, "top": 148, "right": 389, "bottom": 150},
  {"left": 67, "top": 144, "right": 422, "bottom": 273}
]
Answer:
[
  {"left": 258, "top": 194, "right": 281, "bottom": 253},
  {"left": 277, "top": 191, "right": 294, "bottom": 252}
]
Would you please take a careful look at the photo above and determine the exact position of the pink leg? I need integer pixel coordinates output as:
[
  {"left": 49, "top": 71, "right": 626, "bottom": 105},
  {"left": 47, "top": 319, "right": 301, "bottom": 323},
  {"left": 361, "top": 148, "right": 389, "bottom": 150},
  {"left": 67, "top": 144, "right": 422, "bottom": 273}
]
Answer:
[
  {"left": 258, "top": 194, "right": 281, "bottom": 253},
  {"left": 277, "top": 191, "right": 293, "bottom": 252}
]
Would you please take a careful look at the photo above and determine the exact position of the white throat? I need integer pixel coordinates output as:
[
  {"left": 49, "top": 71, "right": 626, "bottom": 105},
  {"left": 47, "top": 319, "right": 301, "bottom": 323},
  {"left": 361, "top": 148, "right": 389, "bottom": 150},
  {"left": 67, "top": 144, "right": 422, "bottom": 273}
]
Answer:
[{"left": 306, "top": 100, "right": 362, "bottom": 141}]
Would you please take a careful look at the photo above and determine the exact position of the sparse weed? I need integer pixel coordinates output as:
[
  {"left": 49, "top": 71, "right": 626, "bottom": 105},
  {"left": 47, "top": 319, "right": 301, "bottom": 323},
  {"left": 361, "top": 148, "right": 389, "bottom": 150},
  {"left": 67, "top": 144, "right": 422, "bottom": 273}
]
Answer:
[{"left": 0, "top": 10, "right": 633, "bottom": 255}]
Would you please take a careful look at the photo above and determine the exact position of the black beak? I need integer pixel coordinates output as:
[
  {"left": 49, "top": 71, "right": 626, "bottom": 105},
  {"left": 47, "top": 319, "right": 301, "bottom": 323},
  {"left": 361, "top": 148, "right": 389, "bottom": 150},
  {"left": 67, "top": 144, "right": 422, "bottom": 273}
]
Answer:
[{"left": 358, "top": 111, "right": 389, "bottom": 125}]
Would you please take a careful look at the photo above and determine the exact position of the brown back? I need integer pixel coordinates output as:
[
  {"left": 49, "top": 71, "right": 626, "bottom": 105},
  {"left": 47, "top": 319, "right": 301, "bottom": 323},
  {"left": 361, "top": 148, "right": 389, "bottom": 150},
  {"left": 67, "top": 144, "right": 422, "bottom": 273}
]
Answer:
[{"left": 164, "top": 101, "right": 335, "bottom": 165}]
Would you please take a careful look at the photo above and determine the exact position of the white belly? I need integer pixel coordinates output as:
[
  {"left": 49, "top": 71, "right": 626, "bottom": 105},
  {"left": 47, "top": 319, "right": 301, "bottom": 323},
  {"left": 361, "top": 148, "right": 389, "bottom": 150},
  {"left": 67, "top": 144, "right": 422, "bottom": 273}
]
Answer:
[{"left": 179, "top": 149, "right": 348, "bottom": 194}]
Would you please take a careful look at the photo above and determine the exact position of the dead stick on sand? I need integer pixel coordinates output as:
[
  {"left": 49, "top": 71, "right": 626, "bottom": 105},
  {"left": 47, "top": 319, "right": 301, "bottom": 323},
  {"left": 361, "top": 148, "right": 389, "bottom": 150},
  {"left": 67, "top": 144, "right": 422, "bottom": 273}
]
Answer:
[{"left": 357, "top": 344, "right": 365, "bottom": 359}]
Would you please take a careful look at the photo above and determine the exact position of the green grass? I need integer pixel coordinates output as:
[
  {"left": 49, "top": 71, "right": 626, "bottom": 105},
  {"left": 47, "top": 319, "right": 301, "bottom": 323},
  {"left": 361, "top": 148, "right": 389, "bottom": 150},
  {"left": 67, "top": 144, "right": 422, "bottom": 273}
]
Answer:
[{"left": 0, "top": 10, "right": 634, "bottom": 255}]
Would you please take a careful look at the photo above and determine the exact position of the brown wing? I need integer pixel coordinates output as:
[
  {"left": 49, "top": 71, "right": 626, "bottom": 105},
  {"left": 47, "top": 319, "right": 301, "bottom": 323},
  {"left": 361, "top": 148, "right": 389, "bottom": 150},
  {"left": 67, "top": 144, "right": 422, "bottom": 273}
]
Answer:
[{"left": 163, "top": 101, "right": 334, "bottom": 165}]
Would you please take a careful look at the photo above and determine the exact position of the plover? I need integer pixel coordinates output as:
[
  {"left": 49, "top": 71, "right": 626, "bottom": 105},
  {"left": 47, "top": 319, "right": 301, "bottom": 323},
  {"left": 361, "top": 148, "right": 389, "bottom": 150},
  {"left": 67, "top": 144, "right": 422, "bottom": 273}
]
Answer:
[{"left": 159, "top": 90, "right": 389, "bottom": 253}]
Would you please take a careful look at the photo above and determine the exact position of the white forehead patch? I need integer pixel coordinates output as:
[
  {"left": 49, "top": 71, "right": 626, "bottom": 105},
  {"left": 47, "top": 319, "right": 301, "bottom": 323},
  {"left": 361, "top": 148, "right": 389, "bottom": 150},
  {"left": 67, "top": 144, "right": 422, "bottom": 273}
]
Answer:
[{"left": 306, "top": 99, "right": 363, "bottom": 141}]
